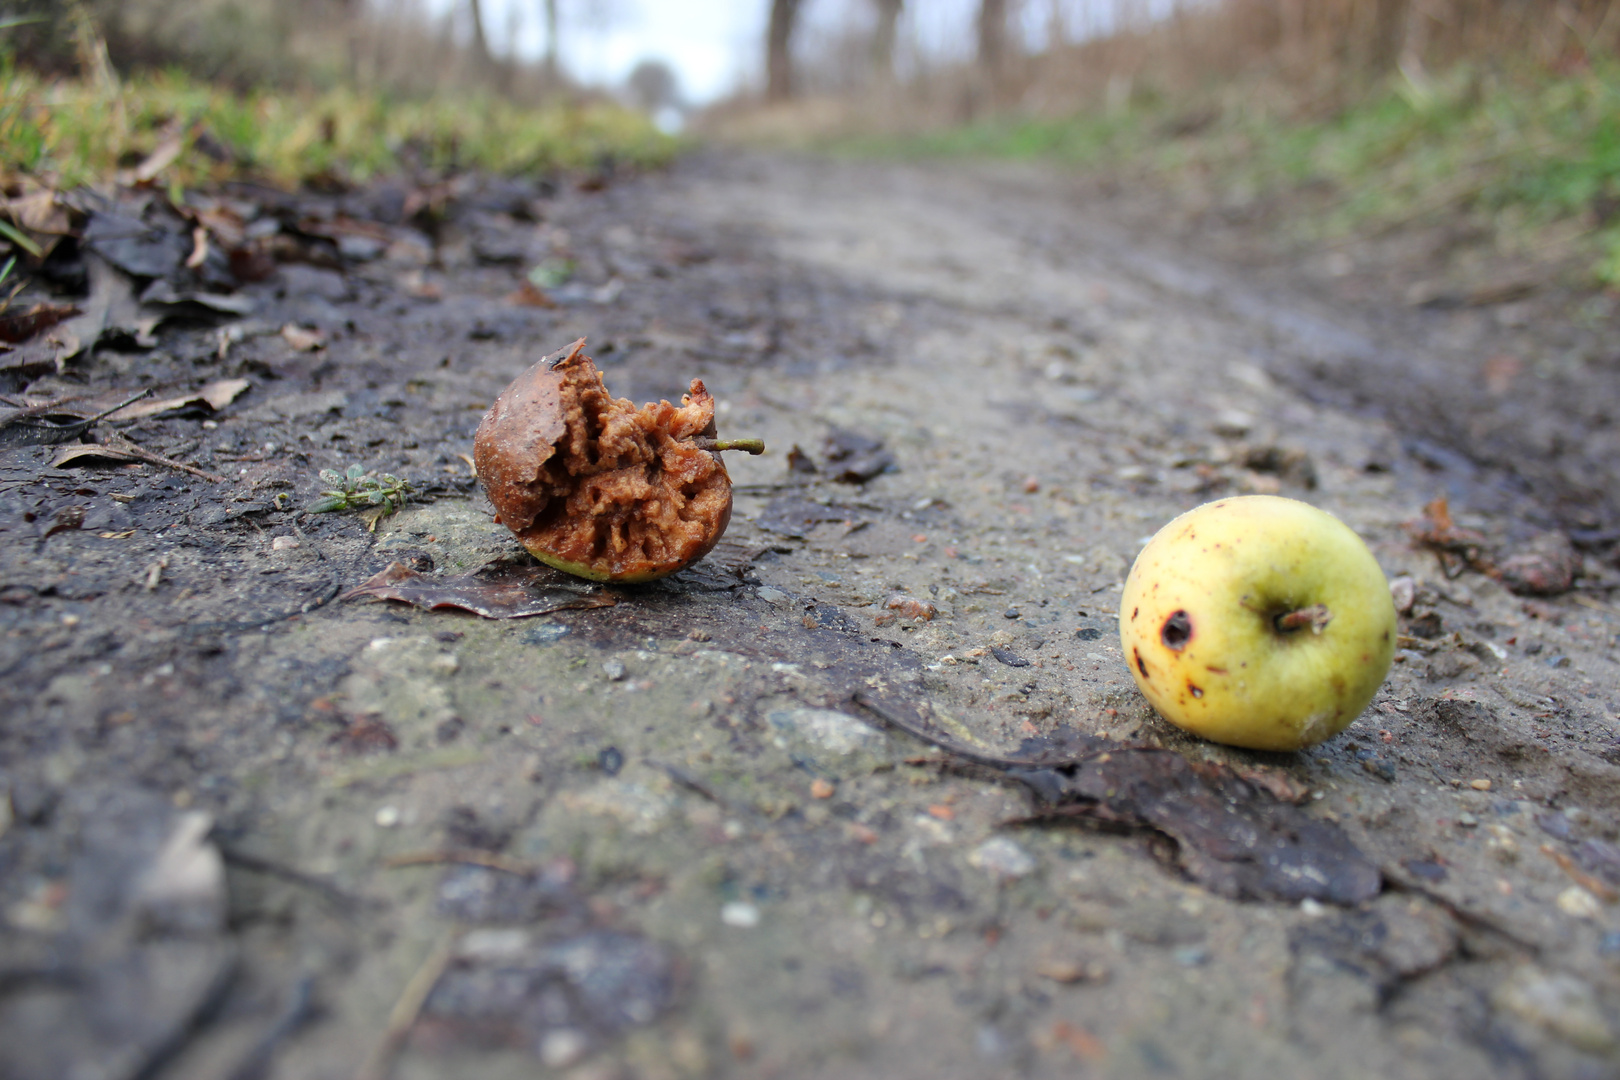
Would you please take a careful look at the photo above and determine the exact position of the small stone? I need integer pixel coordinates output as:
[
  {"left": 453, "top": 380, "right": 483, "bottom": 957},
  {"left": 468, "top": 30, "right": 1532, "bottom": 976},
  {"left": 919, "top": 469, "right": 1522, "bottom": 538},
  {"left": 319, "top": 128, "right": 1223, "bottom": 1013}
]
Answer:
[
  {"left": 1556, "top": 886, "right": 1602, "bottom": 920},
  {"left": 721, "top": 901, "right": 760, "bottom": 928},
  {"left": 810, "top": 778, "right": 835, "bottom": 799},
  {"left": 1022, "top": 476, "right": 1040, "bottom": 493},
  {"left": 1470, "top": 778, "right": 1492, "bottom": 791},
  {"left": 1457, "top": 812, "right": 1478, "bottom": 828},
  {"left": 539, "top": 1028, "right": 590, "bottom": 1068},
  {"left": 1389, "top": 575, "right": 1417, "bottom": 615},
  {"left": 375, "top": 805, "right": 401, "bottom": 828},
  {"left": 1003, "top": 608, "right": 1021, "bottom": 619},
  {"left": 968, "top": 837, "right": 1036, "bottom": 881},
  {"left": 1547, "top": 655, "right": 1571, "bottom": 669},
  {"left": 1299, "top": 898, "right": 1328, "bottom": 918},
  {"left": 1494, "top": 966, "right": 1615, "bottom": 1052},
  {"left": 602, "top": 658, "right": 627, "bottom": 681},
  {"left": 270, "top": 535, "right": 300, "bottom": 551},
  {"left": 1172, "top": 945, "right": 1208, "bottom": 967},
  {"left": 756, "top": 586, "right": 789, "bottom": 605},
  {"left": 1035, "top": 957, "right": 1109, "bottom": 984}
]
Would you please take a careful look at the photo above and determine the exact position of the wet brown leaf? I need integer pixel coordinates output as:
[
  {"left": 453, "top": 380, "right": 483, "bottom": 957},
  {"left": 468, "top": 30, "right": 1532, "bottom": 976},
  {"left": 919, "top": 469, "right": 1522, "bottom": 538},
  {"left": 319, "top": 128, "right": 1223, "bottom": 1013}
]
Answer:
[
  {"left": 0, "top": 302, "right": 80, "bottom": 345},
  {"left": 855, "top": 691, "right": 1381, "bottom": 904},
  {"left": 344, "top": 559, "right": 618, "bottom": 619}
]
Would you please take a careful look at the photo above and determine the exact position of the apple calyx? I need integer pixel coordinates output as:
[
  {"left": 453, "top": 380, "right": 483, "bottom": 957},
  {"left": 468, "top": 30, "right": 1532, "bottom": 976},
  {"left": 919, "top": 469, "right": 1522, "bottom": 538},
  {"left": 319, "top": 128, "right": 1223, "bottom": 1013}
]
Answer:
[{"left": 1274, "top": 603, "right": 1333, "bottom": 635}]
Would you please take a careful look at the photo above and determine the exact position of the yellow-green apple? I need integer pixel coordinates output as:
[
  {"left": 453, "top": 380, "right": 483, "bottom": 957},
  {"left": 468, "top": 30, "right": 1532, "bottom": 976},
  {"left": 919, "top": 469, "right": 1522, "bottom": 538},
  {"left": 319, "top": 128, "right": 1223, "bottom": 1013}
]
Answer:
[{"left": 1119, "top": 495, "right": 1397, "bottom": 751}]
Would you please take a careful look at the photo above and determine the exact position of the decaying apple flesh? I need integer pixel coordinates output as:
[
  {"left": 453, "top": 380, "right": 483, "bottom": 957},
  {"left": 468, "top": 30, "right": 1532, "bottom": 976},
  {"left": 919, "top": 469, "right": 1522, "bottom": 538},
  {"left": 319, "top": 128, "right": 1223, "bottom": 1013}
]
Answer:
[{"left": 473, "top": 338, "right": 732, "bottom": 582}]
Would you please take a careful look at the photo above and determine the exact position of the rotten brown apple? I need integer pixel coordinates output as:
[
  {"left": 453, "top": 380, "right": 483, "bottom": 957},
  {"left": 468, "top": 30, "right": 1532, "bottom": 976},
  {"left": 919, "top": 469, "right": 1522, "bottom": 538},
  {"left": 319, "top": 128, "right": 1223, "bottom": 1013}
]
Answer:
[{"left": 473, "top": 338, "right": 762, "bottom": 582}]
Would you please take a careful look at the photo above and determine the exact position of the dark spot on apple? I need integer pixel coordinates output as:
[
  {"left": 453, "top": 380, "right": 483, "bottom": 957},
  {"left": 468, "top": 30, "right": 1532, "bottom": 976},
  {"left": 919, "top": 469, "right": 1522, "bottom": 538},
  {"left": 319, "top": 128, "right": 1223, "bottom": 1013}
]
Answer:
[
  {"left": 1132, "top": 606, "right": 1139, "bottom": 621},
  {"left": 1160, "top": 610, "right": 1192, "bottom": 651},
  {"left": 1382, "top": 629, "right": 1390, "bottom": 643},
  {"left": 1206, "top": 665, "right": 1228, "bottom": 674},
  {"left": 1134, "top": 647, "right": 1150, "bottom": 678},
  {"left": 1188, "top": 682, "right": 1203, "bottom": 699}
]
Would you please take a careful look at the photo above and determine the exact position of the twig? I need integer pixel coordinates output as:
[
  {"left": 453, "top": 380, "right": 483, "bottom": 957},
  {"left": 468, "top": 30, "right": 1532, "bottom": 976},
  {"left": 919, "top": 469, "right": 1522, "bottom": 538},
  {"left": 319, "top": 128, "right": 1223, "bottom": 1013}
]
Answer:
[
  {"left": 353, "top": 932, "right": 457, "bottom": 1080},
  {"left": 382, "top": 849, "right": 536, "bottom": 875},
  {"left": 1540, "top": 844, "right": 1618, "bottom": 903},
  {"left": 226, "top": 975, "right": 317, "bottom": 1080},
  {"left": 218, "top": 845, "right": 367, "bottom": 913}
]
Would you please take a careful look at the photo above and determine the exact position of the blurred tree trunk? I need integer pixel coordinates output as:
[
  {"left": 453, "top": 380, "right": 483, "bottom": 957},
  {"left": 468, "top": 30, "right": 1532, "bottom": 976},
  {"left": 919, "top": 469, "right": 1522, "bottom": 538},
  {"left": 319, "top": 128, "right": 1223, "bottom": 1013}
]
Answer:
[
  {"left": 543, "top": 0, "right": 559, "bottom": 82},
  {"left": 766, "top": 0, "right": 802, "bottom": 101},
  {"left": 871, "top": 0, "right": 903, "bottom": 81},
  {"left": 977, "top": 0, "right": 1007, "bottom": 76},
  {"left": 467, "top": 0, "right": 494, "bottom": 68}
]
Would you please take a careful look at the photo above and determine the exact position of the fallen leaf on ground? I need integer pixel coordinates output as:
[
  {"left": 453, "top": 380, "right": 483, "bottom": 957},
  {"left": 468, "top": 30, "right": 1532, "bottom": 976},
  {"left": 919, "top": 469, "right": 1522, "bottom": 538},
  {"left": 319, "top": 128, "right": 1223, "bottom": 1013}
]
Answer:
[
  {"left": 280, "top": 323, "right": 326, "bottom": 351},
  {"left": 0, "top": 302, "right": 80, "bottom": 345},
  {"left": 105, "top": 379, "right": 250, "bottom": 420},
  {"left": 757, "top": 496, "right": 859, "bottom": 538},
  {"left": 822, "top": 426, "right": 895, "bottom": 483},
  {"left": 855, "top": 691, "right": 1381, "bottom": 904},
  {"left": 344, "top": 559, "right": 618, "bottom": 619},
  {"left": 53, "top": 430, "right": 226, "bottom": 482},
  {"left": 0, "top": 389, "right": 151, "bottom": 448}
]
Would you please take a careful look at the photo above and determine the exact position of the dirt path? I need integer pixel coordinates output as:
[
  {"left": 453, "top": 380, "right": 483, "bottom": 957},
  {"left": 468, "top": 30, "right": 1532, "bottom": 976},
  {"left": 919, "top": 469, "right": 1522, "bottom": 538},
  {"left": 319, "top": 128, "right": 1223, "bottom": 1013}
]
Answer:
[{"left": 3, "top": 152, "right": 1620, "bottom": 1080}]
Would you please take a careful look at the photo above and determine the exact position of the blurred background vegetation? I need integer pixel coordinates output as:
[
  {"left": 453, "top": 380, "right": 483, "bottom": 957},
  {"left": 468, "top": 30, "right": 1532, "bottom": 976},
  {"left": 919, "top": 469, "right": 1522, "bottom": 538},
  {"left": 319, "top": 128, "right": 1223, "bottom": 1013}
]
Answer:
[{"left": 2, "top": 0, "right": 1618, "bottom": 283}]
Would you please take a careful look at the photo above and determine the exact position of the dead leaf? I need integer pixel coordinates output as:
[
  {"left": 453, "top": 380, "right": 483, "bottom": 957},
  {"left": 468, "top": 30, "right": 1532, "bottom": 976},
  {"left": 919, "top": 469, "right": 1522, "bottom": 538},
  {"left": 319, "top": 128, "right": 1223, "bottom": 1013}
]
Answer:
[
  {"left": 185, "top": 226, "right": 209, "bottom": 269},
  {"left": 127, "top": 128, "right": 187, "bottom": 184},
  {"left": 106, "top": 379, "right": 250, "bottom": 420},
  {"left": 0, "top": 302, "right": 80, "bottom": 345},
  {"left": 343, "top": 559, "right": 618, "bottom": 619},
  {"left": 854, "top": 692, "right": 1382, "bottom": 905},
  {"left": 281, "top": 323, "right": 326, "bottom": 352},
  {"left": 53, "top": 430, "right": 226, "bottom": 483},
  {"left": 0, "top": 389, "right": 151, "bottom": 448},
  {"left": 505, "top": 281, "right": 557, "bottom": 308}
]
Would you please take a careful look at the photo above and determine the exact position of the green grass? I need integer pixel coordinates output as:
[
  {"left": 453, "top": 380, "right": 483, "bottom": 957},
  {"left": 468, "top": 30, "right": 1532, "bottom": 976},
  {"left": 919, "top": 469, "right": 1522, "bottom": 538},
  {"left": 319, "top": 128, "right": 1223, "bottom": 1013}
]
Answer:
[
  {"left": 856, "top": 62, "right": 1620, "bottom": 284},
  {"left": 0, "top": 65, "right": 679, "bottom": 192}
]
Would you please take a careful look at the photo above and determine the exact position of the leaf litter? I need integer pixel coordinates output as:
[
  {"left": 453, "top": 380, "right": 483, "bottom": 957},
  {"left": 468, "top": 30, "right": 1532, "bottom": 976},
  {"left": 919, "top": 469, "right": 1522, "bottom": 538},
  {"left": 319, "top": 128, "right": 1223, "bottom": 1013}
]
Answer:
[
  {"left": 853, "top": 690, "right": 1382, "bottom": 904},
  {"left": 344, "top": 558, "right": 619, "bottom": 618}
]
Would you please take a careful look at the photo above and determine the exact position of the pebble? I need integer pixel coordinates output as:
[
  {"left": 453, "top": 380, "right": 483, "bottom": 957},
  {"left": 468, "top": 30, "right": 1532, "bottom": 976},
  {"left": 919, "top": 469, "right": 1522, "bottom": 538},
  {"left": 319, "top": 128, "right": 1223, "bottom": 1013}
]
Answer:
[
  {"left": 810, "top": 778, "right": 835, "bottom": 799},
  {"left": 1457, "top": 813, "right": 1478, "bottom": 828},
  {"left": 1555, "top": 886, "right": 1602, "bottom": 920},
  {"left": 602, "top": 658, "right": 627, "bottom": 681},
  {"left": 270, "top": 535, "right": 300, "bottom": 551},
  {"left": 766, "top": 708, "right": 887, "bottom": 756},
  {"left": 756, "top": 586, "right": 789, "bottom": 605},
  {"left": 1469, "top": 778, "right": 1492, "bottom": 791},
  {"left": 968, "top": 837, "right": 1036, "bottom": 881},
  {"left": 1494, "top": 966, "right": 1615, "bottom": 1052},
  {"left": 375, "top": 805, "right": 401, "bottom": 828},
  {"left": 539, "top": 1029, "right": 589, "bottom": 1068},
  {"left": 721, "top": 901, "right": 760, "bottom": 928}
]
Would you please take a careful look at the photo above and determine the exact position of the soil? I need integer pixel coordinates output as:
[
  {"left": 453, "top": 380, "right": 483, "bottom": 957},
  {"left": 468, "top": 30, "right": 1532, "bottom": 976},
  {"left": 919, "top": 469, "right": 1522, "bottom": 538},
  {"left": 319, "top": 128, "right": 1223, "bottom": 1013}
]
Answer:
[{"left": 3, "top": 150, "right": 1620, "bottom": 1080}]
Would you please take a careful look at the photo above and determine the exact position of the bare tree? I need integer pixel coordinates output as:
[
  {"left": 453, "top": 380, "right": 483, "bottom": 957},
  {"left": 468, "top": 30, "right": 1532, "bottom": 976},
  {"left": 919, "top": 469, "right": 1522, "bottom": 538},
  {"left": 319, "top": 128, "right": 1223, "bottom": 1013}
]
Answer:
[
  {"left": 870, "top": 0, "right": 902, "bottom": 81},
  {"left": 542, "top": 0, "right": 559, "bottom": 81},
  {"left": 766, "top": 0, "right": 802, "bottom": 101},
  {"left": 466, "top": 0, "right": 493, "bottom": 67},
  {"left": 977, "top": 0, "right": 1007, "bottom": 79}
]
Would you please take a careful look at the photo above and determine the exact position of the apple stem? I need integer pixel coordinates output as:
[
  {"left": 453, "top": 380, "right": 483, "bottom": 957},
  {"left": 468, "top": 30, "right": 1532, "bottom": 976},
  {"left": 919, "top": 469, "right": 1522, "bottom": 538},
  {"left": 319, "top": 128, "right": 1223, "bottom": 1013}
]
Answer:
[
  {"left": 1276, "top": 604, "right": 1333, "bottom": 635},
  {"left": 690, "top": 437, "right": 765, "bottom": 455}
]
